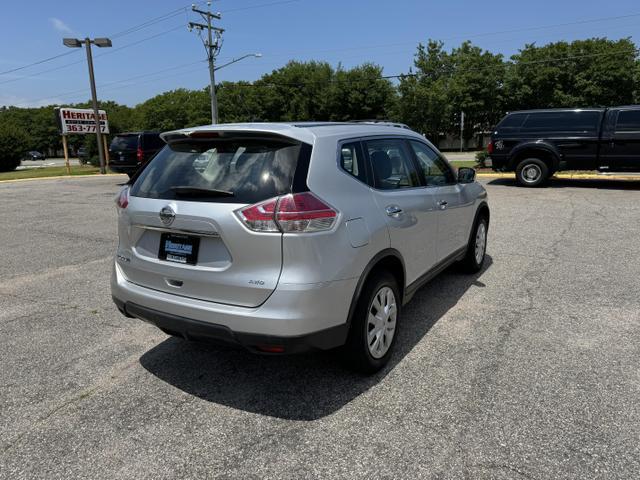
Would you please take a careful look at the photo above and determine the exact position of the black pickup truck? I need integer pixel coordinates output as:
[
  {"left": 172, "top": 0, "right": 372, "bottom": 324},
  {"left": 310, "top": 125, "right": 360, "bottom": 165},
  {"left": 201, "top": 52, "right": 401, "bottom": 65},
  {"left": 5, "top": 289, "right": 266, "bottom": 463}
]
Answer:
[{"left": 489, "top": 106, "right": 640, "bottom": 186}]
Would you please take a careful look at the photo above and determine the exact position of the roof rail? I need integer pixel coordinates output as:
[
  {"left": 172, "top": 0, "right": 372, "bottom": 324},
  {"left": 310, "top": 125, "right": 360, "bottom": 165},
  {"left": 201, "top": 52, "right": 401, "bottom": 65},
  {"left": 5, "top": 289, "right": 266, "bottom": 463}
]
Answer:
[{"left": 348, "top": 120, "right": 412, "bottom": 130}]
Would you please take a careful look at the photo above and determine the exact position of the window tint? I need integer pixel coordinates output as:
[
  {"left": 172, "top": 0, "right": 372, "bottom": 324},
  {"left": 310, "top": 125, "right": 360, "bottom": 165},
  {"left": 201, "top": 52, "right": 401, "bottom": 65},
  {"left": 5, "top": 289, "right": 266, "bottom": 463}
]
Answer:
[
  {"left": 143, "top": 133, "right": 164, "bottom": 149},
  {"left": 339, "top": 142, "right": 366, "bottom": 182},
  {"left": 365, "top": 138, "right": 420, "bottom": 190},
  {"left": 409, "top": 141, "right": 456, "bottom": 186},
  {"left": 110, "top": 135, "right": 138, "bottom": 150},
  {"left": 497, "top": 113, "right": 527, "bottom": 131},
  {"left": 130, "top": 138, "right": 306, "bottom": 204},
  {"left": 616, "top": 110, "right": 640, "bottom": 132},
  {"left": 521, "top": 111, "right": 601, "bottom": 132}
]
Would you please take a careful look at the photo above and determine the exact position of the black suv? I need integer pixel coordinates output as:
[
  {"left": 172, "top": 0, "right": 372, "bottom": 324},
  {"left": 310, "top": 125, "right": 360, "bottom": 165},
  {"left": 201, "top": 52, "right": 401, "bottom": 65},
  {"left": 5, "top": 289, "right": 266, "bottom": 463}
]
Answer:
[
  {"left": 489, "top": 107, "right": 640, "bottom": 186},
  {"left": 109, "top": 132, "right": 164, "bottom": 178}
]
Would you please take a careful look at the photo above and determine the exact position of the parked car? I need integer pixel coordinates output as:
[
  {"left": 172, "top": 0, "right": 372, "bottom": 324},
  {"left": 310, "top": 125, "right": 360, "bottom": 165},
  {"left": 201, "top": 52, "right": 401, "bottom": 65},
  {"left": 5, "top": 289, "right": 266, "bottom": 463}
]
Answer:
[
  {"left": 77, "top": 147, "right": 89, "bottom": 164},
  {"left": 489, "top": 106, "right": 640, "bottom": 186},
  {"left": 24, "top": 151, "right": 45, "bottom": 161},
  {"left": 108, "top": 131, "right": 164, "bottom": 178},
  {"left": 111, "top": 122, "right": 490, "bottom": 373}
]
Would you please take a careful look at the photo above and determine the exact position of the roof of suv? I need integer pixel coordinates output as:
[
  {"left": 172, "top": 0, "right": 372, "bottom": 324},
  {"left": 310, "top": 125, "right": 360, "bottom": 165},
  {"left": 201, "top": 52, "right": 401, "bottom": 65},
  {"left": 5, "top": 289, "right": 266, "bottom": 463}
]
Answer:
[{"left": 161, "top": 122, "right": 425, "bottom": 145}]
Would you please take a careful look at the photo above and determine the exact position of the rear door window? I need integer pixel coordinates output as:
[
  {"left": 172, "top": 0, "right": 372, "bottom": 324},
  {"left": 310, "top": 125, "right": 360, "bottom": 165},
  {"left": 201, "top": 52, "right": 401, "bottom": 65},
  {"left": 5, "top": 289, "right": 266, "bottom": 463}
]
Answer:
[
  {"left": 521, "top": 111, "right": 601, "bottom": 133},
  {"left": 615, "top": 110, "right": 640, "bottom": 132},
  {"left": 130, "top": 137, "right": 308, "bottom": 204},
  {"left": 364, "top": 138, "right": 420, "bottom": 190}
]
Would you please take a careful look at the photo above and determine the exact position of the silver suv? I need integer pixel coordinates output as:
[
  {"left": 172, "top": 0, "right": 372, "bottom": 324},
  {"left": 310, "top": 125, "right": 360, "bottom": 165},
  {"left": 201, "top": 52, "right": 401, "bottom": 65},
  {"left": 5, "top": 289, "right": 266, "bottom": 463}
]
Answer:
[{"left": 111, "top": 122, "right": 489, "bottom": 372}]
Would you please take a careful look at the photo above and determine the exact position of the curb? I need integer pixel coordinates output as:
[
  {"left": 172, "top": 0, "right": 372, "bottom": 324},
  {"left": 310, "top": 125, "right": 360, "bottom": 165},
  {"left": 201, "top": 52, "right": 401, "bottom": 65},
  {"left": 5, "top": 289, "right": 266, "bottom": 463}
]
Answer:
[
  {"left": 0, "top": 173, "right": 127, "bottom": 184},
  {"left": 476, "top": 173, "right": 640, "bottom": 181}
]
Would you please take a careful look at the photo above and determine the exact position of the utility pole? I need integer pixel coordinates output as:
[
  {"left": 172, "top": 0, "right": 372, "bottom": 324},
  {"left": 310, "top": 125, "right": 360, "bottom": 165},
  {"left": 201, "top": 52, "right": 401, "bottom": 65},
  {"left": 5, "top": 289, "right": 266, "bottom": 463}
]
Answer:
[
  {"left": 460, "top": 110, "right": 465, "bottom": 153},
  {"left": 189, "top": 1, "right": 224, "bottom": 124}
]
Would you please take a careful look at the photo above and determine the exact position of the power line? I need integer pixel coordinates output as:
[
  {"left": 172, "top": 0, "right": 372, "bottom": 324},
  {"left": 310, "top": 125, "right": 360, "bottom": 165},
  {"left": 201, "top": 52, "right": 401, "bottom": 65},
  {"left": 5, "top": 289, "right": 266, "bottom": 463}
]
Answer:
[
  {"left": 0, "top": 24, "right": 188, "bottom": 87},
  {"left": 0, "top": 51, "right": 79, "bottom": 77}
]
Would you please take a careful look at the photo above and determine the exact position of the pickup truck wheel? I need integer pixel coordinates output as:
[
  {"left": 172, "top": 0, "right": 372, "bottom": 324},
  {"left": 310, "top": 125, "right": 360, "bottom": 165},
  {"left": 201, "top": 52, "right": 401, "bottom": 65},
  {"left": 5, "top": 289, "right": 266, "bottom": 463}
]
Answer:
[
  {"left": 343, "top": 272, "right": 400, "bottom": 374},
  {"left": 461, "top": 216, "right": 488, "bottom": 273},
  {"left": 515, "top": 158, "right": 549, "bottom": 187}
]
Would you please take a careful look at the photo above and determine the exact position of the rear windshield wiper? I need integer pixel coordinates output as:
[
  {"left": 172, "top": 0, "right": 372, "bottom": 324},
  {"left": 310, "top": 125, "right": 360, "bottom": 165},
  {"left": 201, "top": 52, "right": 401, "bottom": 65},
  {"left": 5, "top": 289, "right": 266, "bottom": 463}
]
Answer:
[{"left": 170, "top": 186, "right": 234, "bottom": 198}]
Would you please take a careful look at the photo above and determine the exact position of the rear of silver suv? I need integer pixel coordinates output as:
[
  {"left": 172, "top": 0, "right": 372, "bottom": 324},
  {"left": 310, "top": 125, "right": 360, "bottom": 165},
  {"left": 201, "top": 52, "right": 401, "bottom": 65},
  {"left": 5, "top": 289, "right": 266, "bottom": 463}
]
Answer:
[{"left": 112, "top": 123, "right": 489, "bottom": 372}]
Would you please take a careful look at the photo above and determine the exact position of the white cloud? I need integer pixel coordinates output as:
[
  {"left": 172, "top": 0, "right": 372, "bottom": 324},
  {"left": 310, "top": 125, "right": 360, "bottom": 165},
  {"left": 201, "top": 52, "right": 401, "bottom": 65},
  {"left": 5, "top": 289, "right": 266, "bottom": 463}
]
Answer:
[{"left": 49, "top": 17, "right": 73, "bottom": 34}]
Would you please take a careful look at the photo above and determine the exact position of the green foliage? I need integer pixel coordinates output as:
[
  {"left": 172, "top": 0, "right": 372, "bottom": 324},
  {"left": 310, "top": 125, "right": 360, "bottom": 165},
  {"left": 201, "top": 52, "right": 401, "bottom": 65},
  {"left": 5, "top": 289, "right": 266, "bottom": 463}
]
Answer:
[
  {"left": 0, "top": 121, "right": 29, "bottom": 171},
  {"left": 397, "top": 41, "right": 451, "bottom": 145},
  {"left": 475, "top": 150, "right": 489, "bottom": 168},
  {"left": 136, "top": 88, "right": 210, "bottom": 130},
  {"left": 503, "top": 38, "right": 637, "bottom": 109},
  {"left": 1, "top": 37, "right": 639, "bottom": 155}
]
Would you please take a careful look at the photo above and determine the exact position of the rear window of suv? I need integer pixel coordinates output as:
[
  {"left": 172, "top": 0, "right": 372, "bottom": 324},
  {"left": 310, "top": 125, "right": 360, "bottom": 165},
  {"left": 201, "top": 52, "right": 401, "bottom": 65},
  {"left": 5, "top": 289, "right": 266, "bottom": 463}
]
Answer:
[
  {"left": 130, "top": 136, "right": 309, "bottom": 204},
  {"left": 110, "top": 135, "right": 138, "bottom": 150}
]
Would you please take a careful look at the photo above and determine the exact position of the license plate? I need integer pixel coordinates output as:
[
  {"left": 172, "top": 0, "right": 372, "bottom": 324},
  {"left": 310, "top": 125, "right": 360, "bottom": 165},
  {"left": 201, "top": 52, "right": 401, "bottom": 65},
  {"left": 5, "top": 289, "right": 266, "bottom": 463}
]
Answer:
[{"left": 159, "top": 233, "right": 200, "bottom": 265}]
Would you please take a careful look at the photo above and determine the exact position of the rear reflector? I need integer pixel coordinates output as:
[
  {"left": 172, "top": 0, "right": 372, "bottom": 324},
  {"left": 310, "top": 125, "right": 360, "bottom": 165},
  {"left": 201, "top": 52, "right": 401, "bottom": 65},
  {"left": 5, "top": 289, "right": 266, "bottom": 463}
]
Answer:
[
  {"left": 487, "top": 141, "right": 494, "bottom": 154},
  {"left": 236, "top": 192, "right": 337, "bottom": 233},
  {"left": 256, "top": 345, "right": 285, "bottom": 353}
]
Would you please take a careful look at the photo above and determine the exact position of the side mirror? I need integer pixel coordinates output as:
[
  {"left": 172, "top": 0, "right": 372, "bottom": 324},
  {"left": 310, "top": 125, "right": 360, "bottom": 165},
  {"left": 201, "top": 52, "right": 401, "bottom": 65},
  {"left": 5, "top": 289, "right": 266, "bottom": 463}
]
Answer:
[{"left": 457, "top": 167, "right": 476, "bottom": 184}]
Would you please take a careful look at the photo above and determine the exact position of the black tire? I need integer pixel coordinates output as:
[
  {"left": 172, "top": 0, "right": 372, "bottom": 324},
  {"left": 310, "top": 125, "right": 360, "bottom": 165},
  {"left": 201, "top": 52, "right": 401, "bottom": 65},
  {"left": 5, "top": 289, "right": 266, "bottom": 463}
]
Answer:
[
  {"left": 343, "top": 272, "right": 401, "bottom": 374},
  {"left": 515, "top": 158, "right": 549, "bottom": 187},
  {"left": 460, "top": 215, "right": 488, "bottom": 273}
]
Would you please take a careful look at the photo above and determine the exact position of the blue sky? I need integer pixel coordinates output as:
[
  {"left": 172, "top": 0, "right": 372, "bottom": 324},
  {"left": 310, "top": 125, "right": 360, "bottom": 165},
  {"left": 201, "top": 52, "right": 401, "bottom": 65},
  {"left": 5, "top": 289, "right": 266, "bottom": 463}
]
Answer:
[{"left": 1, "top": 0, "right": 639, "bottom": 107}]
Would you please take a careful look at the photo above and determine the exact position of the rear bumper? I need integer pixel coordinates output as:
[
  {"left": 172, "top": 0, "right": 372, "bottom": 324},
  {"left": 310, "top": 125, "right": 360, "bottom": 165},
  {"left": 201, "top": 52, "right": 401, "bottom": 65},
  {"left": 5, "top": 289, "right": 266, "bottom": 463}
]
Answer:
[{"left": 110, "top": 262, "right": 356, "bottom": 353}]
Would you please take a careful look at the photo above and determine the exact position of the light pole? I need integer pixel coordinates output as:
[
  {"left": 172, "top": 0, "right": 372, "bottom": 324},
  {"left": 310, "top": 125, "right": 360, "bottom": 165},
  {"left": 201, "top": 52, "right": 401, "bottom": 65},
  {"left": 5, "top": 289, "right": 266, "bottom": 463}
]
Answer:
[
  {"left": 63, "top": 37, "right": 112, "bottom": 174},
  {"left": 214, "top": 53, "right": 262, "bottom": 72}
]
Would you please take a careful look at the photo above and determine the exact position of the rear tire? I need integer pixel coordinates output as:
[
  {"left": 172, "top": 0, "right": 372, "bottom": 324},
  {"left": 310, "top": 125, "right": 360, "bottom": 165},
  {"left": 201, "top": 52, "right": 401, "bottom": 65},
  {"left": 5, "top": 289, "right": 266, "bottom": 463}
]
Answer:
[
  {"left": 515, "top": 158, "right": 549, "bottom": 187},
  {"left": 460, "top": 216, "right": 488, "bottom": 273},
  {"left": 343, "top": 272, "right": 401, "bottom": 374}
]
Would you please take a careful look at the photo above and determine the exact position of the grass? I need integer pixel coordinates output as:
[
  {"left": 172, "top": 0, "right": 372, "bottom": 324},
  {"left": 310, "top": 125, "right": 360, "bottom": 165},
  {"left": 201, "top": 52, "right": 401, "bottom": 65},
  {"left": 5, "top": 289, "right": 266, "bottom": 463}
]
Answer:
[
  {"left": 449, "top": 160, "right": 478, "bottom": 168},
  {"left": 0, "top": 165, "right": 101, "bottom": 181}
]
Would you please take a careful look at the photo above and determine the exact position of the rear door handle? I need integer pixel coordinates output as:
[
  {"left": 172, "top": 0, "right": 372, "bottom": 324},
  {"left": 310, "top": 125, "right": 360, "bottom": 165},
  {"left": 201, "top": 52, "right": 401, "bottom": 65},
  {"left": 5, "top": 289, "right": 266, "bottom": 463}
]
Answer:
[
  {"left": 385, "top": 205, "right": 403, "bottom": 217},
  {"left": 437, "top": 200, "right": 448, "bottom": 210}
]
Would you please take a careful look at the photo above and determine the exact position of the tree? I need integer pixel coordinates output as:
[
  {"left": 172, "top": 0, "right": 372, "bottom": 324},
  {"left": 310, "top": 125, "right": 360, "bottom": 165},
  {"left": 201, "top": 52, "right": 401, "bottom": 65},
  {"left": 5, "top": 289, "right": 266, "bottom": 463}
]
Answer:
[
  {"left": 0, "top": 121, "right": 29, "bottom": 171},
  {"left": 258, "top": 60, "right": 334, "bottom": 121},
  {"left": 447, "top": 42, "right": 505, "bottom": 146},
  {"left": 504, "top": 38, "right": 637, "bottom": 110},
  {"left": 326, "top": 63, "right": 397, "bottom": 121},
  {"left": 135, "top": 88, "right": 210, "bottom": 131},
  {"left": 217, "top": 81, "right": 266, "bottom": 123},
  {"left": 397, "top": 41, "right": 451, "bottom": 145}
]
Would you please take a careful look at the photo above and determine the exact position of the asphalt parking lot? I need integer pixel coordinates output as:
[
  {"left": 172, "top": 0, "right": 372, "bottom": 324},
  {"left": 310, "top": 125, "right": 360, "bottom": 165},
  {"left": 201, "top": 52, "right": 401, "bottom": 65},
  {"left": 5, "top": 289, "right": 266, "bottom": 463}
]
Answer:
[{"left": 1, "top": 175, "right": 639, "bottom": 479}]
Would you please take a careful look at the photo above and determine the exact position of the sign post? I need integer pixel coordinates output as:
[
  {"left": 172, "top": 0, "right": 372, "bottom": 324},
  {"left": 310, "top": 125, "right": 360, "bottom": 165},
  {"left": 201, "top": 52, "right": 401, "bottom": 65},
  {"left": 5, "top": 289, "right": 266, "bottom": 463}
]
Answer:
[
  {"left": 55, "top": 107, "right": 109, "bottom": 175},
  {"left": 102, "top": 135, "right": 110, "bottom": 167},
  {"left": 62, "top": 135, "right": 70, "bottom": 175}
]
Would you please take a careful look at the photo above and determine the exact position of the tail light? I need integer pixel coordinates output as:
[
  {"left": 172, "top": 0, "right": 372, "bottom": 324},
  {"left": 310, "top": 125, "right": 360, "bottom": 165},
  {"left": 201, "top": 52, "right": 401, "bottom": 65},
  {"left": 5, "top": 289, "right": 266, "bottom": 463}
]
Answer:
[
  {"left": 487, "top": 141, "right": 494, "bottom": 154},
  {"left": 136, "top": 147, "right": 143, "bottom": 163},
  {"left": 236, "top": 192, "right": 337, "bottom": 233},
  {"left": 115, "top": 185, "right": 129, "bottom": 209}
]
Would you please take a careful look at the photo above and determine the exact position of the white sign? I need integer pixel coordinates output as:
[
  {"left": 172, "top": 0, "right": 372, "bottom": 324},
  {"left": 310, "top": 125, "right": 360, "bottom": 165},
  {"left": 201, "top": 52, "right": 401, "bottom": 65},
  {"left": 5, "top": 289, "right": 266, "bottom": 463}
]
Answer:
[{"left": 58, "top": 107, "right": 109, "bottom": 135}]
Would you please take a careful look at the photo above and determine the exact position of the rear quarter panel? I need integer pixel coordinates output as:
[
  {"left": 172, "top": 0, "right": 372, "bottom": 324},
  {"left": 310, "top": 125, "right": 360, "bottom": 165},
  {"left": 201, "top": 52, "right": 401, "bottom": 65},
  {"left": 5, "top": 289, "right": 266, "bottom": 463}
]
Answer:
[{"left": 279, "top": 135, "right": 390, "bottom": 286}]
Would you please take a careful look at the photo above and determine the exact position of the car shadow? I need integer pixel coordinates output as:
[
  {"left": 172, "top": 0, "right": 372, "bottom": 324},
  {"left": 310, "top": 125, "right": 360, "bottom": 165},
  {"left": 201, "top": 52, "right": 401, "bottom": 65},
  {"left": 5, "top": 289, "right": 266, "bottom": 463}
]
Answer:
[
  {"left": 488, "top": 177, "right": 640, "bottom": 190},
  {"left": 139, "top": 256, "right": 493, "bottom": 420}
]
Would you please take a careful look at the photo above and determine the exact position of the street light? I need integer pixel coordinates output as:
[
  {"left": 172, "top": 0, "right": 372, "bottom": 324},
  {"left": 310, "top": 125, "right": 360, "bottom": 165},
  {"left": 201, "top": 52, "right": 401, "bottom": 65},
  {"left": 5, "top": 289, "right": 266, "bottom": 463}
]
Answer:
[
  {"left": 63, "top": 37, "right": 112, "bottom": 174},
  {"left": 214, "top": 53, "right": 262, "bottom": 72}
]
